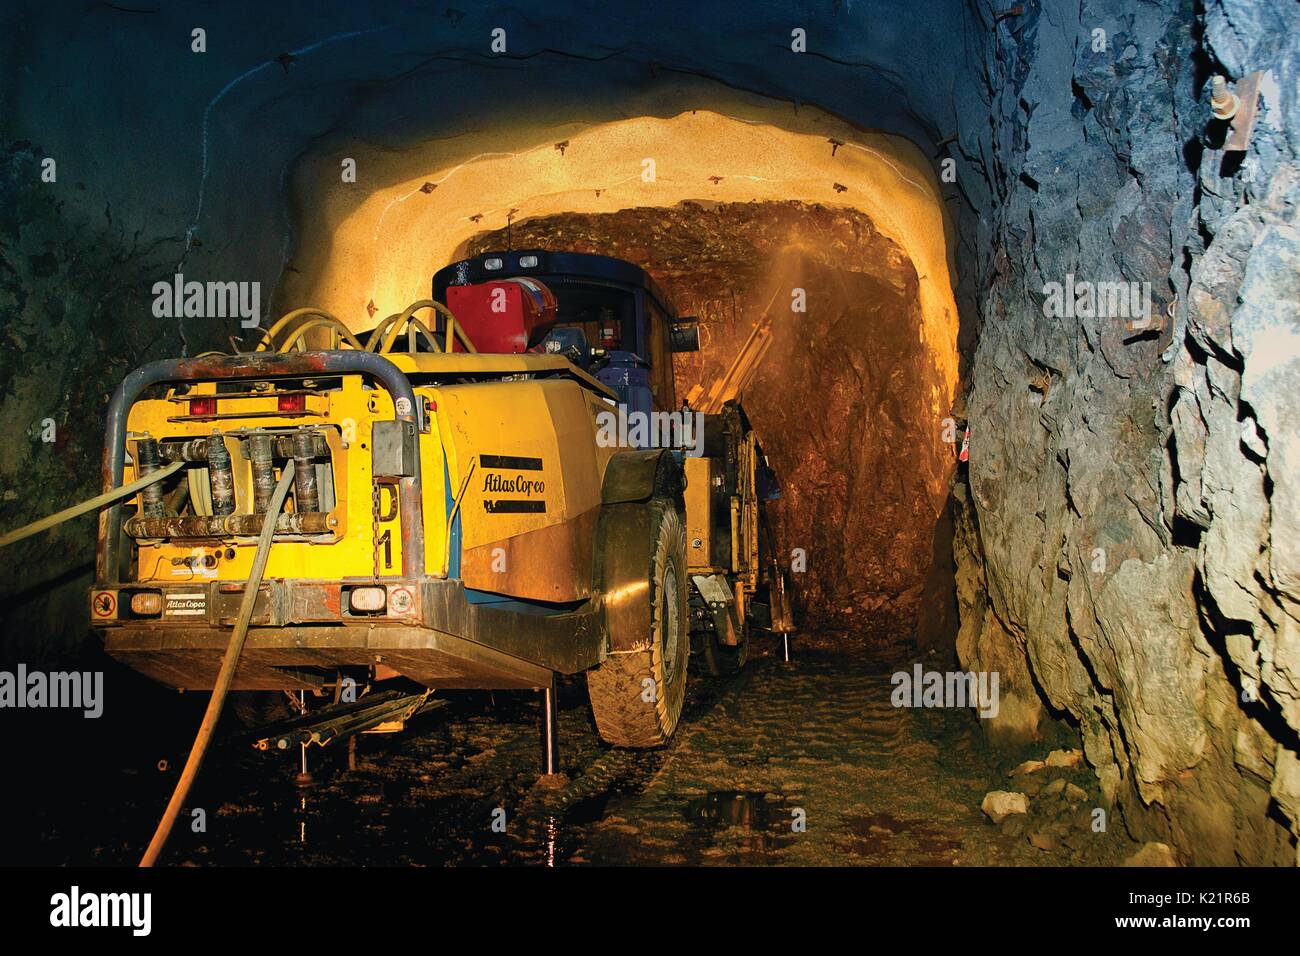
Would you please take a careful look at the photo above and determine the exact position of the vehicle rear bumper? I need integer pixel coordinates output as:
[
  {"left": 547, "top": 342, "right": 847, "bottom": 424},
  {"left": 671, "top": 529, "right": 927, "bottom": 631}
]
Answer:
[{"left": 92, "top": 577, "right": 606, "bottom": 691}]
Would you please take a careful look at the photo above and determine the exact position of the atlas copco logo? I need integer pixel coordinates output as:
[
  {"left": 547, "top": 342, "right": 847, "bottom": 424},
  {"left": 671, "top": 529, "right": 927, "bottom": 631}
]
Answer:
[{"left": 482, "top": 473, "right": 545, "bottom": 496}]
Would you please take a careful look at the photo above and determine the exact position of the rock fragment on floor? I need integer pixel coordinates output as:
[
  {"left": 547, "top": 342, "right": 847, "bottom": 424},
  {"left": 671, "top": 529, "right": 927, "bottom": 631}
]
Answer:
[
  {"left": 981, "top": 790, "right": 1029, "bottom": 823},
  {"left": 1122, "top": 842, "right": 1179, "bottom": 867},
  {"left": 1044, "top": 749, "right": 1082, "bottom": 768}
]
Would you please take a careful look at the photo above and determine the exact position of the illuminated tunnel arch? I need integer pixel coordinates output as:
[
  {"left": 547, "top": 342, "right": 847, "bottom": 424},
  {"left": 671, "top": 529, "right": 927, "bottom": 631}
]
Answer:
[
  {"left": 280, "top": 92, "right": 959, "bottom": 408},
  {"left": 279, "top": 88, "right": 962, "bottom": 638}
]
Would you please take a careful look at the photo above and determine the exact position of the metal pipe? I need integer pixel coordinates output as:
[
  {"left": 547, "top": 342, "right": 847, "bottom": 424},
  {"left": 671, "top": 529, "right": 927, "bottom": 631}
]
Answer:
[
  {"left": 252, "top": 690, "right": 438, "bottom": 751},
  {"left": 206, "top": 431, "right": 235, "bottom": 516},
  {"left": 124, "top": 510, "right": 332, "bottom": 539},
  {"left": 279, "top": 433, "right": 329, "bottom": 459},
  {"left": 292, "top": 430, "right": 319, "bottom": 513},
  {"left": 136, "top": 437, "right": 166, "bottom": 517},
  {"left": 98, "top": 351, "right": 424, "bottom": 583},
  {"left": 247, "top": 432, "right": 275, "bottom": 514},
  {"left": 540, "top": 672, "right": 559, "bottom": 776},
  {"left": 159, "top": 437, "right": 211, "bottom": 463},
  {"left": 296, "top": 689, "right": 312, "bottom": 788},
  {"left": 161, "top": 434, "right": 329, "bottom": 463}
]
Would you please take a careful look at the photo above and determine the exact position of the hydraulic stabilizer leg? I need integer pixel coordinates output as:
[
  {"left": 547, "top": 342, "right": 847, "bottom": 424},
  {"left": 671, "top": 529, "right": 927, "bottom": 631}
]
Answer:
[{"left": 539, "top": 672, "right": 562, "bottom": 783}]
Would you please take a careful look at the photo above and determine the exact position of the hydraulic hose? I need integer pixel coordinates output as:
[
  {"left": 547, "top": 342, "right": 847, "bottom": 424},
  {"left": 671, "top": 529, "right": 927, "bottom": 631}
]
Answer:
[
  {"left": 0, "top": 460, "right": 185, "bottom": 550},
  {"left": 139, "top": 460, "right": 296, "bottom": 867}
]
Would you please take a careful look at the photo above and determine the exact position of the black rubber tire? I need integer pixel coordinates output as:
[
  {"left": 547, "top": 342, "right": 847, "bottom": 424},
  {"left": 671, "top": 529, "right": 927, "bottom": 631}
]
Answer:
[{"left": 587, "top": 500, "right": 689, "bottom": 747}]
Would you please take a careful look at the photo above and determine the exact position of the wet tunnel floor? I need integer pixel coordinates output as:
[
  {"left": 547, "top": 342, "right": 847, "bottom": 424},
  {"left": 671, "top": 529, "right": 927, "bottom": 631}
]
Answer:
[{"left": 30, "top": 644, "right": 1135, "bottom": 866}]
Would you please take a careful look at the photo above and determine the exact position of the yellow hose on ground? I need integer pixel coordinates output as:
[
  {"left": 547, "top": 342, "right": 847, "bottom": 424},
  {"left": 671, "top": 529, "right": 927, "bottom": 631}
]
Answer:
[
  {"left": 0, "top": 460, "right": 185, "bottom": 550},
  {"left": 139, "top": 460, "right": 296, "bottom": 867}
]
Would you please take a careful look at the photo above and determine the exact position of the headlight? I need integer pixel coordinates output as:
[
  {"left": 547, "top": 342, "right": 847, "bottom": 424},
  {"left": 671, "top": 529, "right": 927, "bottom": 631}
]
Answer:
[
  {"left": 348, "top": 586, "right": 387, "bottom": 613},
  {"left": 130, "top": 592, "right": 163, "bottom": 616}
]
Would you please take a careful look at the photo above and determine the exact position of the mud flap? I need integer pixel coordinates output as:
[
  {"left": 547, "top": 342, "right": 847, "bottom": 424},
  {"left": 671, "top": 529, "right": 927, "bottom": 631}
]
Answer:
[{"left": 692, "top": 573, "right": 740, "bottom": 647}]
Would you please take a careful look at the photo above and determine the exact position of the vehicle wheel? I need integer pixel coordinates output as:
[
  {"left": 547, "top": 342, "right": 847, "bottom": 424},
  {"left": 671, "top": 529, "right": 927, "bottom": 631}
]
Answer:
[{"left": 587, "top": 499, "right": 689, "bottom": 747}]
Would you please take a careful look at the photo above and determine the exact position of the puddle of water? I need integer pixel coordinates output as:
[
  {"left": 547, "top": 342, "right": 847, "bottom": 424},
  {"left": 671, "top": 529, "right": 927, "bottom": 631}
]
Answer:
[
  {"left": 837, "top": 811, "right": 961, "bottom": 864},
  {"left": 680, "top": 790, "right": 799, "bottom": 861},
  {"left": 529, "top": 789, "right": 802, "bottom": 865},
  {"left": 684, "top": 790, "right": 775, "bottom": 828},
  {"left": 564, "top": 792, "right": 616, "bottom": 826}
]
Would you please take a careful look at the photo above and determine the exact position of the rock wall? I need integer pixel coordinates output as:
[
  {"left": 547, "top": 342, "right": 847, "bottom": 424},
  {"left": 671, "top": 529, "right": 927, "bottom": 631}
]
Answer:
[
  {"left": 0, "top": 144, "right": 186, "bottom": 664},
  {"left": 951, "top": 0, "right": 1300, "bottom": 864}
]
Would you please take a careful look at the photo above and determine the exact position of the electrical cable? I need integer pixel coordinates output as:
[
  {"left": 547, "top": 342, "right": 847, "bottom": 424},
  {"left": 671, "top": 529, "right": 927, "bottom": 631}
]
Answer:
[
  {"left": 138, "top": 461, "right": 295, "bottom": 867},
  {"left": 0, "top": 460, "right": 185, "bottom": 549}
]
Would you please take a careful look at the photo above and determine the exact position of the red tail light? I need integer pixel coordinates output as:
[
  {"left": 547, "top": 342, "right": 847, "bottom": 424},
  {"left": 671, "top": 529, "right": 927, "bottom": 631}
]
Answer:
[
  {"left": 189, "top": 396, "right": 217, "bottom": 416},
  {"left": 278, "top": 393, "right": 307, "bottom": 413}
]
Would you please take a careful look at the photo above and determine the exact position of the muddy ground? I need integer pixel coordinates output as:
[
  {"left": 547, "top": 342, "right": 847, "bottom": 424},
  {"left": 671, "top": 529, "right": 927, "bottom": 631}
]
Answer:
[{"left": 11, "top": 638, "right": 1137, "bottom": 866}]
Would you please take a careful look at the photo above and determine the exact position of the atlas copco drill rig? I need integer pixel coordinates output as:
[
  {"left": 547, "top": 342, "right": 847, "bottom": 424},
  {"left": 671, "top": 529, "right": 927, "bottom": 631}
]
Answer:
[{"left": 90, "top": 249, "right": 792, "bottom": 758}]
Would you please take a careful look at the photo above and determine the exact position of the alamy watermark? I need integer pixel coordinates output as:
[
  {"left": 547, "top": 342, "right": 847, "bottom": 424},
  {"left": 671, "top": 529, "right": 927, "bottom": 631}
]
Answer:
[
  {"left": 891, "top": 665, "right": 1000, "bottom": 719},
  {"left": 1041, "top": 274, "right": 1152, "bottom": 328},
  {"left": 152, "top": 272, "right": 261, "bottom": 329},
  {"left": 0, "top": 665, "right": 103, "bottom": 718},
  {"left": 595, "top": 405, "right": 704, "bottom": 457},
  {"left": 50, "top": 886, "right": 150, "bottom": 936}
]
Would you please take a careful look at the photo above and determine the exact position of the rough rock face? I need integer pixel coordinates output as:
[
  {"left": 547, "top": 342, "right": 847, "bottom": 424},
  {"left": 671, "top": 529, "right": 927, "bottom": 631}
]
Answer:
[
  {"left": 951, "top": 0, "right": 1300, "bottom": 864},
  {"left": 0, "top": 143, "right": 184, "bottom": 663},
  {"left": 467, "top": 201, "right": 951, "bottom": 640}
]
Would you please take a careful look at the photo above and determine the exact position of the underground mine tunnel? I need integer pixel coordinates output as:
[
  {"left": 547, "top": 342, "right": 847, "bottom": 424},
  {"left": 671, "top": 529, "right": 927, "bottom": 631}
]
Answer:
[{"left": 0, "top": 0, "right": 1297, "bottom": 889}]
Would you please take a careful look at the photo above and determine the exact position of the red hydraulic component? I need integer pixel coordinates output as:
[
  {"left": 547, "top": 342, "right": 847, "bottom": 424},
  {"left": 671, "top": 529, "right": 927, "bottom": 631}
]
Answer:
[
  {"left": 444, "top": 277, "right": 557, "bottom": 354},
  {"left": 598, "top": 320, "right": 620, "bottom": 348}
]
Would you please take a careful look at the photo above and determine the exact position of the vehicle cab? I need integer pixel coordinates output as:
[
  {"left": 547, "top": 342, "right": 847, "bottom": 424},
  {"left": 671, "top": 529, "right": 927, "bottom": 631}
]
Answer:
[{"left": 433, "top": 249, "right": 700, "bottom": 421}]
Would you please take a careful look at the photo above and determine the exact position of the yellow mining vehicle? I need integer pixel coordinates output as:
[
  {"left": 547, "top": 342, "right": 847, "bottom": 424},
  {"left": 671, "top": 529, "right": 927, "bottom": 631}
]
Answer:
[{"left": 90, "top": 250, "right": 791, "bottom": 754}]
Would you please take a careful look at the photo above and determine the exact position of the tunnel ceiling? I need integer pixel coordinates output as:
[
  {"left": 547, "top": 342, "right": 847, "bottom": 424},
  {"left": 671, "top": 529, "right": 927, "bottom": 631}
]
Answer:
[
  {"left": 286, "top": 104, "right": 958, "bottom": 405},
  {"left": 3, "top": 0, "right": 1300, "bottom": 867},
  {"left": 4, "top": 0, "right": 981, "bottom": 345}
]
